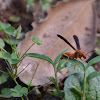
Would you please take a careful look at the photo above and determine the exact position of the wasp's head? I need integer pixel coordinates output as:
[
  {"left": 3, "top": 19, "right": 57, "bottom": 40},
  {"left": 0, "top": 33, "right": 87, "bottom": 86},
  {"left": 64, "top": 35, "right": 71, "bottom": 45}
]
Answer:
[
  {"left": 78, "top": 50, "right": 87, "bottom": 59},
  {"left": 83, "top": 52, "right": 87, "bottom": 59}
]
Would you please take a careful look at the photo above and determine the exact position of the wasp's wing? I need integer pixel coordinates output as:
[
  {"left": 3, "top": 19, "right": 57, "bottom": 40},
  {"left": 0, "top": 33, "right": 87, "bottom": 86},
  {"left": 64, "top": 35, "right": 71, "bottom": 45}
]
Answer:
[
  {"left": 57, "top": 34, "right": 76, "bottom": 50},
  {"left": 73, "top": 35, "right": 81, "bottom": 50}
]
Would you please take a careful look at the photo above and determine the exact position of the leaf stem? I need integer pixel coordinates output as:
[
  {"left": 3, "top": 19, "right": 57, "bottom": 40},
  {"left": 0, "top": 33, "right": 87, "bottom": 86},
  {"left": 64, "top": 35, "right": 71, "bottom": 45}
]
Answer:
[
  {"left": 83, "top": 70, "right": 87, "bottom": 100},
  {"left": 18, "top": 42, "right": 35, "bottom": 67},
  {"left": 0, "top": 46, "right": 7, "bottom": 52},
  {"left": 54, "top": 65, "right": 60, "bottom": 96},
  {"left": 28, "top": 64, "right": 39, "bottom": 90},
  {"left": 20, "top": 42, "right": 35, "bottom": 59},
  {"left": 24, "top": 95, "right": 29, "bottom": 100},
  {"left": 21, "top": 96, "right": 24, "bottom": 100},
  {"left": 0, "top": 69, "right": 7, "bottom": 74},
  {"left": 4, "top": 33, "right": 14, "bottom": 52}
]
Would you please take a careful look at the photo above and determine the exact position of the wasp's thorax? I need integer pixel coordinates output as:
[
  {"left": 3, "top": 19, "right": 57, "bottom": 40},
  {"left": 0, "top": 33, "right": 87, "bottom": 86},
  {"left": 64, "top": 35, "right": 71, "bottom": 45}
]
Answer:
[{"left": 75, "top": 50, "right": 87, "bottom": 59}]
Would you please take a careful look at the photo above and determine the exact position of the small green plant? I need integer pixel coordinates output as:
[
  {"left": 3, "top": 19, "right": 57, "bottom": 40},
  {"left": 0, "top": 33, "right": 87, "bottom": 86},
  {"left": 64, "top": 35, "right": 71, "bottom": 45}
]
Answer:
[
  {"left": 24, "top": 0, "right": 34, "bottom": 11},
  {"left": 24, "top": 0, "right": 52, "bottom": 11},
  {"left": 26, "top": 47, "right": 100, "bottom": 100},
  {"left": 9, "top": 15, "right": 20, "bottom": 23},
  {"left": 24, "top": 0, "right": 70, "bottom": 11},
  {"left": 0, "top": 22, "right": 43, "bottom": 99},
  {"left": 0, "top": 22, "right": 100, "bottom": 100},
  {"left": 95, "top": 48, "right": 100, "bottom": 55},
  {"left": 63, "top": 56, "right": 100, "bottom": 100}
]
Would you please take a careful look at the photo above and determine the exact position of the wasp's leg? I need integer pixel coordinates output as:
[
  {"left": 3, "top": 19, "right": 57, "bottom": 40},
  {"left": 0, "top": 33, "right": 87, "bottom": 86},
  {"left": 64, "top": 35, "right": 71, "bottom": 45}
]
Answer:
[
  {"left": 80, "top": 58, "right": 86, "bottom": 64},
  {"left": 57, "top": 53, "right": 66, "bottom": 64},
  {"left": 77, "top": 57, "right": 80, "bottom": 65},
  {"left": 74, "top": 65, "right": 76, "bottom": 69},
  {"left": 62, "top": 53, "right": 70, "bottom": 62},
  {"left": 61, "top": 53, "right": 68, "bottom": 59},
  {"left": 59, "top": 54, "right": 68, "bottom": 73},
  {"left": 60, "top": 55, "right": 64, "bottom": 60}
]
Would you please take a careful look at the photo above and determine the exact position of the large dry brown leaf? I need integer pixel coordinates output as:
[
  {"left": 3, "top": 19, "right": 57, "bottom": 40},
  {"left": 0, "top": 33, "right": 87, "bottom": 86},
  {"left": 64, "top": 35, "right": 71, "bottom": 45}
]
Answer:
[{"left": 17, "top": 0, "right": 96, "bottom": 86}]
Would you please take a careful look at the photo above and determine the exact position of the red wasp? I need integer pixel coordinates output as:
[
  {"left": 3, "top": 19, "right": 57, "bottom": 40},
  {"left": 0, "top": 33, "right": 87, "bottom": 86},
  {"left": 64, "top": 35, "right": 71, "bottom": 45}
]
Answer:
[{"left": 57, "top": 34, "right": 87, "bottom": 68}]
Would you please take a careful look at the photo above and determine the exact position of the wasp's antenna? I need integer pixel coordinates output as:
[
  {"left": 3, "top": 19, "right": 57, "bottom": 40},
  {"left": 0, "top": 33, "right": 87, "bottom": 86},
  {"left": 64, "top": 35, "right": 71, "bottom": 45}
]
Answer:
[
  {"left": 87, "top": 54, "right": 91, "bottom": 58},
  {"left": 87, "top": 50, "right": 95, "bottom": 54}
]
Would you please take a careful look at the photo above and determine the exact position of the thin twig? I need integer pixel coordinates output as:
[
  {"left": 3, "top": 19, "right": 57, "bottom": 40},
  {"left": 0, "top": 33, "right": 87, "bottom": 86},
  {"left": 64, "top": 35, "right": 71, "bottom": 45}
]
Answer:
[
  {"left": 28, "top": 64, "right": 39, "bottom": 90},
  {"left": 17, "top": 63, "right": 30, "bottom": 76}
]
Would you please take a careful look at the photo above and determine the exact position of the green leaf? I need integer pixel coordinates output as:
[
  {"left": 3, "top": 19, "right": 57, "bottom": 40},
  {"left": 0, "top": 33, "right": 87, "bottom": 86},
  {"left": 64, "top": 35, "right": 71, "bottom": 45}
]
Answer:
[
  {"left": 64, "top": 57, "right": 85, "bottom": 71},
  {"left": 64, "top": 66, "right": 100, "bottom": 100},
  {"left": 14, "top": 85, "right": 22, "bottom": 91},
  {"left": 95, "top": 48, "right": 100, "bottom": 55},
  {"left": 87, "top": 71, "right": 100, "bottom": 82},
  {"left": 86, "top": 73, "right": 100, "bottom": 100},
  {"left": 5, "top": 23, "right": 11, "bottom": 28},
  {"left": 72, "top": 85, "right": 83, "bottom": 96},
  {"left": 25, "top": 81, "right": 33, "bottom": 86},
  {"left": 54, "top": 49, "right": 68, "bottom": 65},
  {"left": 64, "top": 73, "right": 83, "bottom": 100},
  {"left": 86, "top": 56, "right": 100, "bottom": 70},
  {"left": 0, "top": 51, "right": 5, "bottom": 58},
  {"left": 9, "top": 15, "right": 20, "bottom": 22},
  {"left": 10, "top": 85, "right": 28, "bottom": 97},
  {"left": 2, "top": 52, "right": 11, "bottom": 59},
  {"left": 31, "top": 36, "right": 42, "bottom": 45},
  {"left": 56, "top": 59, "right": 67, "bottom": 72},
  {"left": 26, "top": 53, "right": 54, "bottom": 65},
  {"left": 24, "top": 0, "right": 34, "bottom": 5},
  {"left": 0, "top": 22, "right": 5, "bottom": 29},
  {"left": 10, "top": 88, "right": 18, "bottom": 92},
  {"left": 11, "top": 53, "right": 18, "bottom": 59},
  {"left": 0, "top": 22, "right": 11, "bottom": 32},
  {"left": 67, "top": 63, "right": 84, "bottom": 75},
  {"left": 42, "top": 3, "right": 50, "bottom": 11},
  {"left": 4, "top": 26, "right": 15, "bottom": 35},
  {"left": 50, "top": 90, "right": 64, "bottom": 98},
  {"left": 5, "top": 39, "right": 20, "bottom": 45},
  {"left": 0, "top": 27, "right": 3, "bottom": 31},
  {"left": 34, "top": 87, "right": 41, "bottom": 95},
  {"left": 0, "top": 88, "right": 12, "bottom": 98},
  {"left": 63, "top": 0, "right": 69, "bottom": 2},
  {"left": 8, "top": 59, "right": 19, "bottom": 64},
  {"left": 11, "top": 92, "right": 23, "bottom": 97},
  {"left": 0, "top": 38, "right": 5, "bottom": 48},
  {"left": 13, "top": 25, "right": 22, "bottom": 39},
  {"left": 40, "top": 0, "right": 51, "bottom": 11},
  {"left": 12, "top": 46, "right": 18, "bottom": 52},
  {"left": 0, "top": 73, "right": 9, "bottom": 84},
  {"left": 0, "top": 22, "right": 15, "bottom": 36},
  {"left": 48, "top": 77, "right": 56, "bottom": 85},
  {"left": 3, "top": 52, "right": 19, "bottom": 64},
  {"left": 20, "top": 87, "right": 28, "bottom": 94}
]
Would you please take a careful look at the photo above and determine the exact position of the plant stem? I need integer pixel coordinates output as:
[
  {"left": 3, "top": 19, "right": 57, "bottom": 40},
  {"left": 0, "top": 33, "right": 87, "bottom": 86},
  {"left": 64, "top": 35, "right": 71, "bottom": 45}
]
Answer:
[
  {"left": 83, "top": 70, "right": 87, "bottom": 100},
  {"left": 14, "top": 79, "right": 19, "bottom": 85},
  {"left": 20, "top": 42, "right": 35, "bottom": 59},
  {"left": 5, "top": 33, "right": 14, "bottom": 52},
  {"left": 54, "top": 65, "right": 60, "bottom": 96},
  {"left": 21, "top": 96, "right": 24, "bottom": 100},
  {"left": 0, "top": 47, "right": 7, "bottom": 52},
  {"left": 18, "top": 42, "right": 35, "bottom": 67},
  {"left": 17, "top": 63, "right": 30, "bottom": 76},
  {"left": 28, "top": 64, "right": 39, "bottom": 90},
  {"left": 0, "top": 69, "right": 7, "bottom": 74},
  {"left": 24, "top": 95, "right": 29, "bottom": 100}
]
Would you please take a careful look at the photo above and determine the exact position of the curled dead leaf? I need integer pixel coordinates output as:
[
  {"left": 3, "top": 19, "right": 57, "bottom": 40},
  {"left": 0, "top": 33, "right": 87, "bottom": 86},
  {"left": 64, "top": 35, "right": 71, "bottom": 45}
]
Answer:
[{"left": 18, "top": 0, "right": 96, "bottom": 86}]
